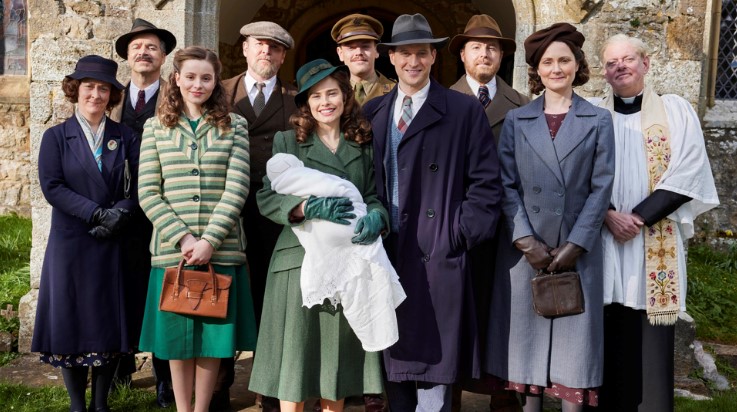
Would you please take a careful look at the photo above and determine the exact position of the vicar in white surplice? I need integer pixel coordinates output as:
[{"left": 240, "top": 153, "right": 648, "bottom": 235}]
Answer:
[
  {"left": 587, "top": 34, "right": 719, "bottom": 412},
  {"left": 265, "top": 152, "right": 406, "bottom": 352}
]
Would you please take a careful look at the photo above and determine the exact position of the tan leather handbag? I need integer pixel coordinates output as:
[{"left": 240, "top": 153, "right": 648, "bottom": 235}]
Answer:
[
  {"left": 159, "top": 260, "right": 231, "bottom": 319},
  {"left": 530, "top": 271, "right": 585, "bottom": 318}
]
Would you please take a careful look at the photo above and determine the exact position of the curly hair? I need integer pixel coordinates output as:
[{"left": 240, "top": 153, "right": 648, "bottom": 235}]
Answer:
[
  {"left": 527, "top": 40, "right": 590, "bottom": 95},
  {"left": 159, "top": 46, "right": 231, "bottom": 131},
  {"left": 290, "top": 70, "right": 372, "bottom": 145},
  {"left": 61, "top": 77, "right": 123, "bottom": 111}
]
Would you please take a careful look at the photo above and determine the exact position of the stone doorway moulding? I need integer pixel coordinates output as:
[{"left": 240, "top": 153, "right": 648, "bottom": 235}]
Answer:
[{"left": 217, "top": 0, "right": 535, "bottom": 91}]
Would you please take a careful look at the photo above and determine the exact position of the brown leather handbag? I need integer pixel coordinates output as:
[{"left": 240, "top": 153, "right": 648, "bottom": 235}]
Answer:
[
  {"left": 530, "top": 270, "right": 585, "bottom": 318},
  {"left": 159, "top": 260, "right": 232, "bottom": 319}
]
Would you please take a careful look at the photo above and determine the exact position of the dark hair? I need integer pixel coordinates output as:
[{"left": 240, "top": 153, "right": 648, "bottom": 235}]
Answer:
[
  {"left": 527, "top": 40, "right": 590, "bottom": 95},
  {"left": 61, "top": 77, "right": 123, "bottom": 111},
  {"left": 159, "top": 46, "right": 231, "bottom": 131},
  {"left": 290, "top": 70, "right": 372, "bottom": 145}
]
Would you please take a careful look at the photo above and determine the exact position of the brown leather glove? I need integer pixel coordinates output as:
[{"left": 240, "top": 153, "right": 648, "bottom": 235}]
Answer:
[
  {"left": 547, "top": 242, "right": 585, "bottom": 272},
  {"left": 514, "top": 236, "right": 553, "bottom": 270}
]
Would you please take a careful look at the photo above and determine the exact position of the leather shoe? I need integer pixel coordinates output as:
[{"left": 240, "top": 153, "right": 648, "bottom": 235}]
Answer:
[
  {"left": 364, "top": 394, "right": 386, "bottom": 412},
  {"left": 156, "top": 380, "right": 174, "bottom": 408},
  {"left": 261, "top": 395, "right": 281, "bottom": 412},
  {"left": 209, "top": 389, "right": 232, "bottom": 412}
]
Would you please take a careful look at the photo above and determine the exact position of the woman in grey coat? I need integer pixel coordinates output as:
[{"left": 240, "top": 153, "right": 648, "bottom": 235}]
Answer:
[{"left": 485, "top": 23, "right": 614, "bottom": 412}]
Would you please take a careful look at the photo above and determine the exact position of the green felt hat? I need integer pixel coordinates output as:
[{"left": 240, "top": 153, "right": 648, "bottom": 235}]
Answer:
[{"left": 294, "top": 59, "right": 348, "bottom": 106}]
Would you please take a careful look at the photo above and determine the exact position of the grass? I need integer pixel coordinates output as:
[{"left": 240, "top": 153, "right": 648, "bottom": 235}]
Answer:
[
  {"left": 0, "top": 214, "right": 32, "bottom": 363},
  {"left": 686, "top": 243, "right": 737, "bottom": 344},
  {"left": 0, "top": 382, "right": 163, "bottom": 411},
  {"left": 675, "top": 391, "right": 737, "bottom": 411}
]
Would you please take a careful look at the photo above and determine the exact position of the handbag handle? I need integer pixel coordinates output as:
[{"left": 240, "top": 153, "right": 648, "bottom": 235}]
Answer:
[{"left": 173, "top": 259, "right": 219, "bottom": 303}]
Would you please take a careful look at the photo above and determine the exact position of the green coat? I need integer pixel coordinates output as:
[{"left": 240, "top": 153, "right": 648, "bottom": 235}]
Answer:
[{"left": 248, "top": 130, "right": 387, "bottom": 402}]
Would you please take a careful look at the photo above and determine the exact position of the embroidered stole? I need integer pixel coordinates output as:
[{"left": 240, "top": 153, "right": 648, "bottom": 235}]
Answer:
[{"left": 603, "top": 86, "right": 680, "bottom": 325}]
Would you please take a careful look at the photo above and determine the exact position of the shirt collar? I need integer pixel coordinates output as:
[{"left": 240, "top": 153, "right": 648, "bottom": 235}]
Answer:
[
  {"left": 465, "top": 75, "right": 497, "bottom": 98},
  {"left": 245, "top": 71, "right": 277, "bottom": 93},
  {"left": 129, "top": 79, "right": 160, "bottom": 106}
]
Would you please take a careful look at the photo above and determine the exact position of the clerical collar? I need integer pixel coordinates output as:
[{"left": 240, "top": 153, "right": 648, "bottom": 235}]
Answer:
[{"left": 613, "top": 93, "right": 643, "bottom": 114}]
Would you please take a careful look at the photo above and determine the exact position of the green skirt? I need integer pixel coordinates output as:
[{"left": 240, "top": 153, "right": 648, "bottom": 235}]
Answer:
[
  {"left": 139, "top": 264, "right": 256, "bottom": 359},
  {"left": 248, "top": 248, "right": 383, "bottom": 402}
]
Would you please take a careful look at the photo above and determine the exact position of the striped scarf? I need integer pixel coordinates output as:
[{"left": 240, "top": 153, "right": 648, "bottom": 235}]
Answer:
[{"left": 75, "top": 109, "right": 106, "bottom": 171}]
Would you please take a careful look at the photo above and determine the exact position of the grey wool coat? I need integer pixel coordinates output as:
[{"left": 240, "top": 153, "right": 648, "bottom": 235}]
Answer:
[{"left": 486, "top": 93, "right": 615, "bottom": 389}]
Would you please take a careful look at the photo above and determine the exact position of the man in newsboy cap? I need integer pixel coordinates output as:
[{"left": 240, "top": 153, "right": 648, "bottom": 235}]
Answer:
[
  {"left": 363, "top": 13, "right": 502, "bottom": 412},
  {"left": 111, "top": 17, "right": 177, "bottom": 409},
  {"left": 332, "top": 13, "right": 395, "bottom": 106},
  {"left": 219, "top": 21, "right": 296, "bottom": 412}
]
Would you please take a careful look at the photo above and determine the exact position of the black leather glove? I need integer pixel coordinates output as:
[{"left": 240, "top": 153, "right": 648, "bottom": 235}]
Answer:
[
  {"left": 303, "top": 196, "right": 356, "bottom": 225},
  {"left": 514, "top": 235, "right": 553, "bottom": 270},
  {"left": 91, "top": 207, "right": 131, "bottom": 234},
  {"left": 547, "top": 242, "right": 585, "bottom": 272},
  {"left": 88, "top": 225, "right": 114, "bottom": 239}
]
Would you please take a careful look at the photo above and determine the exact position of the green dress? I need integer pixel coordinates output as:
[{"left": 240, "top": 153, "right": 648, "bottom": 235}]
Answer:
[{"left": 248, "top": 130, "right": 388, "bottom": 402}]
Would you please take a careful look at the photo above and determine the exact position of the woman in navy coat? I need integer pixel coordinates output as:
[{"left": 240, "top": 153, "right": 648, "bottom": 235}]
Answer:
[
  {"left": 32, "top": 55, "right": 139, "bottom": 412},
  {"left": 485, "top": 24, "right": 614, "bottom": 412}
]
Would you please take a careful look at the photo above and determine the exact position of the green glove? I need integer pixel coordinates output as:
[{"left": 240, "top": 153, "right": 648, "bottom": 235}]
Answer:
[
  {"left": 303, "top": 196, "right": 355, "bottom": 225},
  {"left": 351, "top": 210, "right": 385, "bottom": 245}
]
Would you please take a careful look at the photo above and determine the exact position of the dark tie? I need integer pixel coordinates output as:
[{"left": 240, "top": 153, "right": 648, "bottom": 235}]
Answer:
[
  {"left": 253, "top": 82, "right": 266, "bottom": 117},
  {"left": 478, "top": 85, "right": 491, "bottom": 108},
  {"left": 134, "top": 89, "right": 146, "bottom": 113},
  {"left": 397, "top": 96, "right": 413, "bottom": 134}
]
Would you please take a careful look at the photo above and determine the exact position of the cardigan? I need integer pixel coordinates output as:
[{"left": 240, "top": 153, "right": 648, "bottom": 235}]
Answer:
[{"left": 138, "top": 113, "right": 250, "bottom": 267}]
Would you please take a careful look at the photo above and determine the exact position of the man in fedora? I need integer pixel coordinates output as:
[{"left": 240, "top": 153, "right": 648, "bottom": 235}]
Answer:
[
  {"left": 363, "top": 13, "right": 502, "bottom": 412},
  {"left": 111, "top": 17, "right": 176, "bottom": 409},
  {"left": 448, "top": 14, "right": 527, "bottom": 412},
  {"left": 332, "top": 13, "right": 395, "bottom": 106},
  {"left": 220, "top": 21, "right": 297, "bottom": 412}
]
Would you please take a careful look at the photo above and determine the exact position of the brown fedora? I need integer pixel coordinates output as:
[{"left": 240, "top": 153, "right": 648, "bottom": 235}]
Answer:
[
  {"left": 115, "top": 18, "right": 177, "bottom": 59},
  {"left": 448, "top": 15, "right": 516, "bottom": 55}
]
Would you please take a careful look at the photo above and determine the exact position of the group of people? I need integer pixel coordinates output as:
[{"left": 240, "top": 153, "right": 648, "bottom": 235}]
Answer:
[{"left": 31, "top": 9, "right": 718, "bottom": 412}]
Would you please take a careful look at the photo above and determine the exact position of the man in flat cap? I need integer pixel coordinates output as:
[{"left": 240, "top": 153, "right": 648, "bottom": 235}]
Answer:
[
  {"left": 448, "top": 14, "right": 528, "bottom": 412},
  {"left": 220, "top": 20, "right": 297, "bottom": 412},
  {"left": 332, "top": 13, "right": 395, "bottom": 106},
  {"left": 111, "top": 17, "right": 176, "bottom": 409},
  {"left": 363, "top": 13, "right": 502, "bottom": 412}
]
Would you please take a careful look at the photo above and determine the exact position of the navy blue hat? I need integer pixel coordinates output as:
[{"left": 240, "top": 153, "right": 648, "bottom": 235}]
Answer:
[
  {"left": 66, "top": 55, "right": 124, "bottom": 90},
  {"left": 294, "top": 59, "right": 349, "bottom": 106}
]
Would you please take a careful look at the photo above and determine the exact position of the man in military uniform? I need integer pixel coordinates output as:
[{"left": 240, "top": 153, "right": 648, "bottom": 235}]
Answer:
[
  {"left": 332, "top": 13, "right": 395, "bottom": 106},
  {"left": 219, "top": 21, "right": 297, "bottom": 412},
  {"left": 448, "top": 14, "right": 528, "bottom": 412},
  {"left": 111, "top": 17, "right": 177, "bottom": 410}
]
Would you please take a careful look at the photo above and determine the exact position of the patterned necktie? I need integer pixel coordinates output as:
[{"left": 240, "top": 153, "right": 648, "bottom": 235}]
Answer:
[
  {"left": 134, "top": 89, "right": 146, "bottom": 113},
  {"left": 397, "top": 96, "right": 413, "bottom": 134},
  {"left": 355, "top": 82, "right": 366, "bottom": 104},
  {"left": 478, "top": 85, "right": 491, "bottom": 108},
  {"left": 253, "top": 82, "right": 266, "bottom": 117}
]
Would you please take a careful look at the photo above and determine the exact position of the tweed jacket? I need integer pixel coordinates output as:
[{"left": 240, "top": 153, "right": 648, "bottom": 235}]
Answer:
[
  {"left": 222, "top": 72, "right": 297, "bottom": 184},
  {"left": 138, "top": 113, "right": 250, "bottom": 267},
  {"left": 360, "top": 71, "right": 396, "bottom": 106},
  {"left": 109, "top": 78, "right": 166, "bottom": 124},
  {"left": 486, "top": 92, "right": 615, "bottom": 388},
  {"left": 449, "top": 75, "right": 529, "bottom": 145}
]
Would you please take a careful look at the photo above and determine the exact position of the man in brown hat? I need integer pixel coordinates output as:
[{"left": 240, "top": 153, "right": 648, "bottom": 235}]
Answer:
[
  {"left": 111, "top": 17, "right": 176, "bottom": 409},
  {"left": 363, "top": 13, "right": 502, "bottom": 412},
  {"left": 332, "top": 13, "right": 395, "bottom": 106},
  {"left": 449, "top": 14, "right": 529, "bottom": 143},
  {"left": 448, "top": 14, "right": 527, "bottom": 412},
  {"left": 220, "top": 20, "right": 297, "bottom": 412}
]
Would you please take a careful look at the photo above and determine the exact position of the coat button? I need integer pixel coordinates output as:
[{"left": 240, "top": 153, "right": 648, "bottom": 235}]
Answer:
[
  {"left": 555, "top": 190, "right": 564, "bottom": 197},
  {"left": 192, "top": 169, "right": 199, "bottom": 176},
  {"left": 555, "top": 208, "right": 562, "bottom": 215},
  {"left": 193, "top": 195, "right": 200, "bottom": 202},
  {"left": 190, "top": 143, "right": 198, "bottom": 150},
  {"left": 426, "top": 209, "right": 435, "bottom": 218},
  {"left": 422, "top": 254, "right": 430, "bottom": 262},
  {"left": 429, "top": 163, "right": 438, "bottom": 172},
  {"left": 532, "top": 205, "right": 540, "bottom": 213},
  {"left": 533, "top": 186, "right": 541, "bottom": 194}
]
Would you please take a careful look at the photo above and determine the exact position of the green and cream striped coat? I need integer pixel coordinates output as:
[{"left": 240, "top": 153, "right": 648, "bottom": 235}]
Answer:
[{"left": 138, "top": 113, "right": 250, "bottom": 268}]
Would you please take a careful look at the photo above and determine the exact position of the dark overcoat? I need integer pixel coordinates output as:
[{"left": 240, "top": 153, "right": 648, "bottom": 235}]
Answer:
[
  {"left": 32, "top": 116, "right": 140, "bottom": 354},
  {"left": 486, "top": 93, "right": 615, "bottom": 388},
  {"left": 363, "top": 79, "right": 503, "bottom": 384}
]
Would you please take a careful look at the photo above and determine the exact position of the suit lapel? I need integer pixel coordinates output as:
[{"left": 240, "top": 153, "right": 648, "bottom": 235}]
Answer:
[
  {"left": 65, "top": 118, "right": 109, "bottom": 193},
  {"left": 553, "top": 93, "right": 595, "bottom": 162},
  {"left": 518, "top": 97, "right": 564, "bottom": 185},
  {"left": 402, "top": 80, "right": 445, "bottom": 142},
  {"left": 486, "top": 76, "right": 518, "bottom": 128},
  {"left": 233, "top": 75, "right": 257, "bottom": 124},
  {"left": 250, "top": 80, "right": 285, "bottom": 129}
]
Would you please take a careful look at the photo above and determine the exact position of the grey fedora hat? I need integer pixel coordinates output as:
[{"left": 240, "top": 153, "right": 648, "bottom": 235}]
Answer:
[{"left": 377, "top": 13, "right": 449, "bottom": 53}]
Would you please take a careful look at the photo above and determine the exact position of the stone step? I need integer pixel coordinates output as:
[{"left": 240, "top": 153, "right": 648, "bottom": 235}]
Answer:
[{"left": 708, "top": 342, "right": 737, "bottom": 371}]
